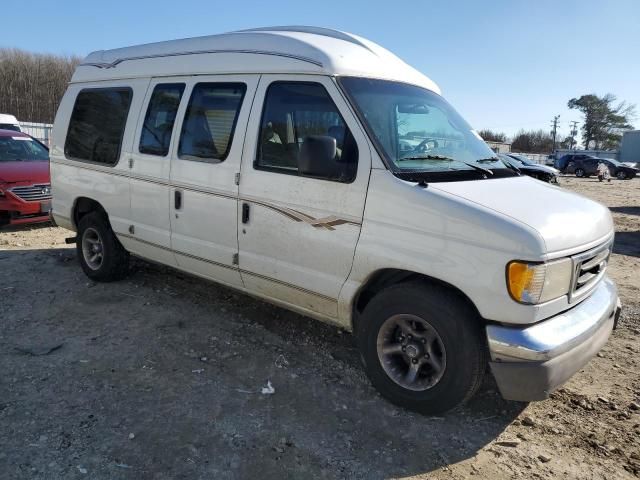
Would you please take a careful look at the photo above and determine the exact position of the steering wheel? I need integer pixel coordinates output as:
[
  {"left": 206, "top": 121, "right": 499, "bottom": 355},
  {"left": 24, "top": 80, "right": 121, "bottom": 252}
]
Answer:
[{"left": 413, "top": 138, "right": 439, "bottom": 154}]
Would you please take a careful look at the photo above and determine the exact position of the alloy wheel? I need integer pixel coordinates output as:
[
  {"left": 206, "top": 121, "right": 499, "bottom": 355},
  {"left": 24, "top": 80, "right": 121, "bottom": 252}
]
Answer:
[
  {"left": 81, "top": 227, "right": 104, "bottom": 270},
  {"left": 376, "top": 314, "right": 447, "bottom": 391}
]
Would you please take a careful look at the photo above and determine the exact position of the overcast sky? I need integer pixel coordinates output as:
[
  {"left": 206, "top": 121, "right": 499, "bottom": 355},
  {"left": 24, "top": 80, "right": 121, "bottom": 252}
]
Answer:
[{"left": 3, "top": 0, "right": 639, "bottom": 139}]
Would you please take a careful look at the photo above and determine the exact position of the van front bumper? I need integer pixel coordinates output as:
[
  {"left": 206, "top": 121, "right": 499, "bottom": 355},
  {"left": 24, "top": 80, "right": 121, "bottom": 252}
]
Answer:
[{"left": 487, "top": 276, "right": 620, "bottom": 402}]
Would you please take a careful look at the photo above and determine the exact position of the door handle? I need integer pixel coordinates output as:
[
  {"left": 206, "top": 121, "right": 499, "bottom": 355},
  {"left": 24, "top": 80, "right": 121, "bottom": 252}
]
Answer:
[
  {"left": 242, "top": 202, "right": 250, "bottom": 224},
  {"left": 174, "top": 190, "right": 182, "bottom": 210}
]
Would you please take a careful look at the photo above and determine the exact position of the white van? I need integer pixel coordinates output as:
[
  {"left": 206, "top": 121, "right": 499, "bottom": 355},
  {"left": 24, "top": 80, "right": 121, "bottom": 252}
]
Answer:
[
  {"left": 0, "top": 113, "right": 21, "bottom": 132},
  {"left": 51, "top": 26, "right": 621, "bottom": 414}
]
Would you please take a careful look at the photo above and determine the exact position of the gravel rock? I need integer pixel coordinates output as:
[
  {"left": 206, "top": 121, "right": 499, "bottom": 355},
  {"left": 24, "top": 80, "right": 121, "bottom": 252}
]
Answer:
[{"left": 496, "top": 438, "right": 522, "bottom": 448}]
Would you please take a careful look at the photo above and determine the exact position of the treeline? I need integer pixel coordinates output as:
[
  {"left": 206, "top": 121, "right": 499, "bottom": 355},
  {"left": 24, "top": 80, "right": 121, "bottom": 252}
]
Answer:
[
  {"left": 0, "top": 48, "right": 81, "bottom": 124},
  {"left": 477, "top": 128, "right": 558, "bottom": 153},
  {"left": 480, "top": 93, "right": 636, "bottom": 153}
]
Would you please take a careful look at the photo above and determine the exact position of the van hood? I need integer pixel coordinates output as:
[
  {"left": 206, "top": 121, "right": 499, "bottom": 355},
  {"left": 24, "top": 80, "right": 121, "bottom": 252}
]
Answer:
[
  {"left": 0, "top": 161, "right": 50, "bottom": 184},
  {"left": 430, "top": 176, "right": 613, "bottom": 254}
]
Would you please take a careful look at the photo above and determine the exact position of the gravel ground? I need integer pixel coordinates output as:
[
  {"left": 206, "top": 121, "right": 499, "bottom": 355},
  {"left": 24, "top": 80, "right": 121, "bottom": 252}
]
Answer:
[{"left": 1, "top": 176, "right": 639, "bottom": 479}]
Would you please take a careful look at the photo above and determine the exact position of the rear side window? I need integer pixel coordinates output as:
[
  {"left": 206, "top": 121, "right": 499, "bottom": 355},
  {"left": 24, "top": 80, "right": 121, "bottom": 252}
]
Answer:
[
  {"left": 178, "top": 83, "right": 246, "bottom": 163},
  {"left": 139, "top": 83, "right": 185, "bottom": 156},
  {"left": 0, "top": 124, "right": 21, "bottom": 132},
  {"left": 255, "top": 82, "right": 358, "bottom": 182},
  {"left": 65, "top": 88, "right": 132, "bottom": 165}
]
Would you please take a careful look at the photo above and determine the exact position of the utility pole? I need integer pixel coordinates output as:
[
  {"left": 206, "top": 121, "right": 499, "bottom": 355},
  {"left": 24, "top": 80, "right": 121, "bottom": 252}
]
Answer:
[
  {"left": 569, "top": 121, "right": 579, "bottom": 150},
  {"left": 550, "top": 115, "right": 560, "bottom": 154}
]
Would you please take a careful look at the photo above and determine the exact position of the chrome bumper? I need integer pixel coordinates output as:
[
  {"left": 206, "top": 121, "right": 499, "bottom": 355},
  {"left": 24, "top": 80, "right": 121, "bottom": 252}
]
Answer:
[{"left": 487, "top": 276, "right": 620, "bottom": 401}]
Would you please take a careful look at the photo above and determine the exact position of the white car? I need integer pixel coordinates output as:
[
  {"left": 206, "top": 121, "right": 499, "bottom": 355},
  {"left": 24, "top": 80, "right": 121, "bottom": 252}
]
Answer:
[
  {"left": 0, "top": 113, "right": 21, "bottom": 132},
  {"left": 50, "top": 26, "right": 621, "bottom": 414}
]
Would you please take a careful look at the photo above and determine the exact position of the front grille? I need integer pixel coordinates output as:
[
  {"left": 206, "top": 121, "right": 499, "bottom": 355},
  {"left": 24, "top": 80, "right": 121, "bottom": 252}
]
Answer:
[
  {"left": 569, "top": 240, "right": 612, "bottom": 303},
  {"left": 9, "top": 184, "right": 52, "bottom": 202}
]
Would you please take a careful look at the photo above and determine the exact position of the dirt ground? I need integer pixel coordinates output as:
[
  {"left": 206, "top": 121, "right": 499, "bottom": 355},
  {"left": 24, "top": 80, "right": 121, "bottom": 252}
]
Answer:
[{"left": 1, "top": 176, "right": 639, "bottom": 479}]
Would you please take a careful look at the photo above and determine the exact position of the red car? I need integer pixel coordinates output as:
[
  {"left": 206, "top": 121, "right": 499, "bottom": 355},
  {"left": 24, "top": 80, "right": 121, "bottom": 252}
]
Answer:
[{"left": 0, "top": 129, "right": 51, "bottom": 227}]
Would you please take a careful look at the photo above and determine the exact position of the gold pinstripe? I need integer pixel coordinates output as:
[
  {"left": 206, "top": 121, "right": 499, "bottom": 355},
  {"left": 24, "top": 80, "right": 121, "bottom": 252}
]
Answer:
[{"left": 51, "top": 158, "right": 362, "bottom": 229}]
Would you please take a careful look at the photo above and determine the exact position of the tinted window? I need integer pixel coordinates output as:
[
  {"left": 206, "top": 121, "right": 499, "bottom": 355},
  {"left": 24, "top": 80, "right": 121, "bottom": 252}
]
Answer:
[
  {"left": 65, "top": 88, "right": 132, "bottom": 165},
  {"left": 0, "top": 124, "right": 21, "bottom": 132},
  {"left": 178, "top": 83, "right": 246, "bottom": 162},
  {"left": 139, "top": 83, "right": 185, "bottom": 156},
  {"left": 255, "top": 82, "right": 358, "bottom": 182}
]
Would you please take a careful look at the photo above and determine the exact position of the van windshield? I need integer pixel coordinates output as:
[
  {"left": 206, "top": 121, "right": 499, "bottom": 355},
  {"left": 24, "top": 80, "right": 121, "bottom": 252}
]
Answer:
[{"left": 339, "top": 77, "right": 513, "bottom": 180}]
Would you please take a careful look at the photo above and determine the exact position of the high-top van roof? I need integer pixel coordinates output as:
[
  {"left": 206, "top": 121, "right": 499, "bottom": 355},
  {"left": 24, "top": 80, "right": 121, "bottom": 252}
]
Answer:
[{"left": 73, "top": 26, "right": 441, "bottom": 94}]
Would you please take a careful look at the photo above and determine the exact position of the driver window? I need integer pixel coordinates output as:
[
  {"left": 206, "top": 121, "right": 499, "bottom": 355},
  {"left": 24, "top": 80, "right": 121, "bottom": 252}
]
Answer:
[
  {"left": 396, "top": 104, "right": 465, "bottom": 159},
  {"left": 255, "top": 81, "right": 358, "bottom": 183}
]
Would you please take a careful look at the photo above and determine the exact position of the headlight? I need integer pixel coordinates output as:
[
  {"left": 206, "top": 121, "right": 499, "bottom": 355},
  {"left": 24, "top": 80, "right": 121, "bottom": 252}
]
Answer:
[{"left": 507, "top": 258, "right": 573, "bottom": 304}]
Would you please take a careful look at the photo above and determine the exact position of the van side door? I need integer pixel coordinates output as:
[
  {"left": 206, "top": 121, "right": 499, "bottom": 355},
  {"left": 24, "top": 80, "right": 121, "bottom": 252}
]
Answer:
[
  {"left": 127, "top": 78, "right": 187, "bottom": 266},
  {"left": 51, "top": 79, "right": 148, "bottom": 237},
  {"left": 169, "top": 75, "right": 258, "bottom": 287},
  {"left": 237, "top": 75, "right": 371, "bottom": 319}
]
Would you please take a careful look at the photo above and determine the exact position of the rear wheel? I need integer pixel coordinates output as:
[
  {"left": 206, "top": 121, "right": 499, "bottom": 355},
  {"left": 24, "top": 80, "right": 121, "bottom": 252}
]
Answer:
[
  {"left": 575, "top": 168, "right": 585, "bottom": 177},
  {"left": 357, "top": 282, "right": 487, "bottom": 414},
  {"left": 76, "top": 212, "right": 130, "bottom": 281}
]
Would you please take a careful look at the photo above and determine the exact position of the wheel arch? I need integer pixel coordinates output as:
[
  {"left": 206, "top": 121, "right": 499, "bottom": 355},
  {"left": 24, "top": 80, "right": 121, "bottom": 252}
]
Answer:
[
  {"left": 72, "top": 197, "right": 109, "bottom": 229},
  {"left": 351, "top": 268, "right": 483, "bottom": 334}
]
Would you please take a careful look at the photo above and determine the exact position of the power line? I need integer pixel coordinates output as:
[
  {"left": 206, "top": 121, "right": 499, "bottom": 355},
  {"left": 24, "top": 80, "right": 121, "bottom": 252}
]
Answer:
[
  {"left": 550, "top": 115, "right": 560, "bottom": 152},
  {"left": 569, "top": 121, "right": 579, "bottom": 150}
]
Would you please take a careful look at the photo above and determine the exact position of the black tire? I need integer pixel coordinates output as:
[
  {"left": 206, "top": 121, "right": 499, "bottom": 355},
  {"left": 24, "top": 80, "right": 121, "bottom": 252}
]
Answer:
[
  {"left": 76, "top": 212, "right": 130, "bottom": 282},
  {"left": 575, "top": 168, "right": 585, "bottom": 177},
  {"left": 617, "top": 171, "right": 627, "bottom": 180},
  {"left": 357, "top": 282, "right": 487, "bottom": 415}
]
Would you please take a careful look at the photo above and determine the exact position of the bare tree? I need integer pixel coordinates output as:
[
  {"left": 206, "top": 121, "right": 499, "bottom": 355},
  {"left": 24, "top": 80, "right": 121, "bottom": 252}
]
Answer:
[
  {"left": 478, "top": 129, "right": 507, "bottom": 142},
  {"left": 511, "top": 129, "right": 555, "bottom": 153},
  {"left": 0, "top": 48, "right": 81, "bottom": 124}
]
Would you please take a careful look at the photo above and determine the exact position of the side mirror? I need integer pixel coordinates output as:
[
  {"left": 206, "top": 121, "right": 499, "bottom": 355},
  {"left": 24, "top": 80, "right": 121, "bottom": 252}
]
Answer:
[{"left": 299, "top": 135, "right": 339, "bottom": 178}]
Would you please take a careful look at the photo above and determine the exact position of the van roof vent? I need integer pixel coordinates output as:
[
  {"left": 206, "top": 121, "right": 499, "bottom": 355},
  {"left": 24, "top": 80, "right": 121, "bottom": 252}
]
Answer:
[{"left": 233, "top": 26, "right": 375, "bottom": 53}]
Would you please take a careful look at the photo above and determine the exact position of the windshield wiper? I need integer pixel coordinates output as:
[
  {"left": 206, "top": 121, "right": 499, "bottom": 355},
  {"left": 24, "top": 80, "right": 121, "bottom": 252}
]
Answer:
[
  {"left": 460, "top": 162, "right": 493, "bottom": 175},
  {"left": 397, "top": 154, "right": 493, "bottom": 175},
  {"left": 398, "top": 154, "right": 453, "bottom": 161}
]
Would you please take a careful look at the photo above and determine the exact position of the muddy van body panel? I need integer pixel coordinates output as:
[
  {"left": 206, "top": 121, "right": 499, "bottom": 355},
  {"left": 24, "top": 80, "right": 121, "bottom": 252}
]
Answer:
[{"left": 50, "top": 26, "right": 619, "bottom": 409}]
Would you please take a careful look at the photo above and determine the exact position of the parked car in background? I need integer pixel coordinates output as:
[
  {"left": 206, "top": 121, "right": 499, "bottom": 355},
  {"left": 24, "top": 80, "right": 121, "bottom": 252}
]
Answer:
[
  {"left": 499, "top": 153, "right": 559, "bottom": 183},
  {"left": 555, "top": 153, "right": 598, "bottom": 173},
  {"left": 0, "top": 129, "right": 51, "bottom": 227},
  {"left": 622, "top": 161, "right": 640, "bottom": 169},
  {"left": 0, "top": 114, "right": 21, "bottom": 132},
  {"left": 566, "top": 157, "right": 638, "bottom": 180},
  {"left": 601, "top": 159, "right": 638, "bottom": 180}
]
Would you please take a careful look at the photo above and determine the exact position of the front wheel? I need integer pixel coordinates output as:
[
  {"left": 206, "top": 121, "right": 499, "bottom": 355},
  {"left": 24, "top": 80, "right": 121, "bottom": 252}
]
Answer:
[
  {"left": 575, "top": 168, "right": 585, "bottom": 177},
  {"left": 77, "top": 212, "right": 130, "bottom": 281},
  {"left": 357, "top": 282, "right": 487, "bottom": 415},
  {"left": 617, "top": 171, "right": 628, "bottom": 180}
]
